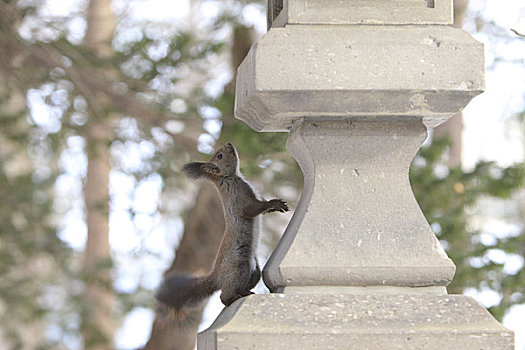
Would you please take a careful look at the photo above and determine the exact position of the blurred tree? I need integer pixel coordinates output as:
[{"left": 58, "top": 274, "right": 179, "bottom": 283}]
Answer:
[
  {"left": 0, "top": 0, "right": 224, "bottom": 348},
  {"left": 144, "top": 182, "right": 224, "bottom": 350},
  {"left": 411, "top": 136, "right": 525, "bottom": 321},
  {"left": 0, "top": 4, "right": 73, "bottom": 348},
  {"left": 81, "top": 0, "right": 117, "bottom": 348},
  {"left": 0, "top": 81, "right": 72, "bottom": 349}
]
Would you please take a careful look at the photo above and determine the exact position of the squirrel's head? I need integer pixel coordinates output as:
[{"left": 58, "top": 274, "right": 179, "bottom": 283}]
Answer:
[{"left": 209, "top": 142, "right": 239, "bottom": 176}]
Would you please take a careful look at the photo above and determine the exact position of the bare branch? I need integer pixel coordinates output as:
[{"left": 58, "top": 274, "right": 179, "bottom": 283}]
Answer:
[{"left": 511, "top": 28, "right": 525, "bottom": 37}]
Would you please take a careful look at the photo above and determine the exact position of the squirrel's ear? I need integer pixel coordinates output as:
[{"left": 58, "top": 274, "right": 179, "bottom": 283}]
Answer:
[{"left": 182, "top": 162, "right": 205, "bottom": 179}]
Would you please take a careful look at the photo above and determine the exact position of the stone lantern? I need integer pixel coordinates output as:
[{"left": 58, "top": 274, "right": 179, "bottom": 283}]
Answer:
[{"left": 198, "top": 0, "right": 514, "bottom": 348}]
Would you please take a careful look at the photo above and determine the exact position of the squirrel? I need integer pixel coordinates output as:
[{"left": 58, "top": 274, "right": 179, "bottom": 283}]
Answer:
[{"left": 156, "top": 142, "right": 289, "bottom": 310}]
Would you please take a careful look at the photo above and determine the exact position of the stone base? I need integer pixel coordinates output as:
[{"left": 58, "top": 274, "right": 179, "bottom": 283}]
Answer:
[{"left": 198, "top": 293, "right": 513, "bottom": 349}]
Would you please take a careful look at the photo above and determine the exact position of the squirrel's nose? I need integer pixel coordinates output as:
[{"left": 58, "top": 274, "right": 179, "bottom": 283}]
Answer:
[{"left": 225, "top": 142, "right": 232, "bottom": 147}]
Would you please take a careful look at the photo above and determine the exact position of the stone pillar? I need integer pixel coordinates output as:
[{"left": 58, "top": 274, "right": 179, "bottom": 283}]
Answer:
[{"left": 198, "top": 1, "right": 514, "bottom": 349}]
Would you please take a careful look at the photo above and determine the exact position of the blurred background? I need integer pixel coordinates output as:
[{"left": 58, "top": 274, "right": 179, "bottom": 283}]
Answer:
[{"left": 0, "top": 0, "right": 523, "bottom": 349}]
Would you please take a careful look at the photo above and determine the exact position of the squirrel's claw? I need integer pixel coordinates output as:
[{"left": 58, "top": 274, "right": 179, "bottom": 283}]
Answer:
[{"left": 267, "top": 199, "right": 289, "bottom": 214}]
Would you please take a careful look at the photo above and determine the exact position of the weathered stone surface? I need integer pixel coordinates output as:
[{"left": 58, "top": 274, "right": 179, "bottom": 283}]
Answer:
[
  {"left": 263, "top": 120, "right": 456, "bottom": 291},
  {"left": 198, "top": 293, "right": 514, "bottom": 349},
  {"left": 235, "top": 26, "right": 484, "bottom": 131},
  {"left": 268, "top": 0, "right": 453, "bottom": 27}
]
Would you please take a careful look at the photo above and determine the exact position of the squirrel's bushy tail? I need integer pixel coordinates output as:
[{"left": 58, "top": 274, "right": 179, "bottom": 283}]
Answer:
[{"left": 155, "top": 273, "right": 218, "bottom": 310}]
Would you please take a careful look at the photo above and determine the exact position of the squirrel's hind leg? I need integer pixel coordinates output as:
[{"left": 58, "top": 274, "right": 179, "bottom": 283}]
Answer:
[
  {"left": 220, "top": 290, "right": 254, "bottom": 307},
  {"left": 247, "top": 260, "right": 261, "bottom": 291},
  {"left": 219, "top": 262, "right": 253, "bottom": 306}
]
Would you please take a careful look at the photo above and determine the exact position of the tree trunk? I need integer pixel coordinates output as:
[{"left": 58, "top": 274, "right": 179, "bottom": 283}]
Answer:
[
  {"left": 83, "top": 120, "right": 115, "bottom": 349},
  {"left": 144, "top": 183, "right": 224, "bottom": 350},
  {"left": 433, "top": 0, "right": 469, "bottom": 167},
  {"left": 143, "top": 25, "right": 255, "bottom": 350},
  {"left": 81, "top": 0, "right": 116, "bottom": 349}
]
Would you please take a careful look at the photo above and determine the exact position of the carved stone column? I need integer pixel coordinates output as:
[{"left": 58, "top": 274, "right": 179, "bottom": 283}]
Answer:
[{"left": 198, "top": 1, "right": 514, "bottom": 349}]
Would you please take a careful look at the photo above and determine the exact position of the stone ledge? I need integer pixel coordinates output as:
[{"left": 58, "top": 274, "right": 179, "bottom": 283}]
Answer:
[
  {"left": 235, "top": 26, "right": 484, "bottom": 131},
  {"left": 198, "top": 294, "right": 514, "bottom": 350}
]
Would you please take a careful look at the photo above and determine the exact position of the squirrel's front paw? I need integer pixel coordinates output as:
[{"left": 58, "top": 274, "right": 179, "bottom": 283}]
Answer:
[
  {"left": 182, "top": 162, "right": 205, "bottom": 179},
  {"left": 201, "top": 163, "right": 221, "bottom": 176},
  {"left": 267, "top": 199, "right": 289, "bottom": 213}
]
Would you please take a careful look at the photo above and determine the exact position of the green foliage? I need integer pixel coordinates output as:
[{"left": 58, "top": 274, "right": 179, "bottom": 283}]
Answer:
[
  {"left": 3, "top": 2, "right": 278, "bottom": 348},
  {"left": 0, "top": 87, "right": 74, "bottom": 349},
  {"left": 410, "top": 136, "right": 525, "bottom": 320}
]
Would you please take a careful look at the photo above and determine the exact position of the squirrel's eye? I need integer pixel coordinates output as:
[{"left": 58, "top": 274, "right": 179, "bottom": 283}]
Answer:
[{"left": 217, "top": 153, "right": 223, "bottom": 160}]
